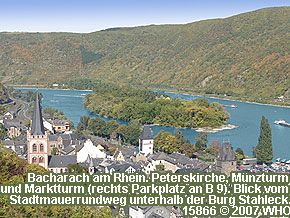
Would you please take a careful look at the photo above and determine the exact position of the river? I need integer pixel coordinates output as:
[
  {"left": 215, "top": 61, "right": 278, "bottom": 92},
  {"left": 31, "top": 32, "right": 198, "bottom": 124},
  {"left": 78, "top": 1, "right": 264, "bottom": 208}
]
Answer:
[{"left": 14, "top": 87, "right": 290, "bottom": 159}]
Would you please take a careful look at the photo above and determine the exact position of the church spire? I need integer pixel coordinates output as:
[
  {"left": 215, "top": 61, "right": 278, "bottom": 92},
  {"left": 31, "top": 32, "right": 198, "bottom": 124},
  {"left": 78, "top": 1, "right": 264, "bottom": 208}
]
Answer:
[{"left": 31, "top": 92, "right": 45, "bottom": 135}]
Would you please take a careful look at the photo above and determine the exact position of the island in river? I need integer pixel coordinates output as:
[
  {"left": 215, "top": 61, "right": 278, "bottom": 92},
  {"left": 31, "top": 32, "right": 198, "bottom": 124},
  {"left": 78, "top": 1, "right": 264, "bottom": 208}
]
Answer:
[{"left": 82, "top": 82, "right": 230, "bottom": 130}]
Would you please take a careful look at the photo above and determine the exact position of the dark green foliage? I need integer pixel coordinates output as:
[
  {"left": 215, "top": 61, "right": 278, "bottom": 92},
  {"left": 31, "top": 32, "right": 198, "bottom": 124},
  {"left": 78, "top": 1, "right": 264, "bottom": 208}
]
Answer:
[
  {"left": 79, "top": 116, "right": 142, "bottom": 146},
  {"left": 77, "top": 115, "right": 90, "bottom": 131},
  {"left": 252, "top": 146, "right": 257, "bottom": 158},
  {"left": 255, "top": 116, "right": 273, "bottom": 163},
  {"left": 51, "top": 147, "right": 58, "bottom": 155},
  {"left": 0, "top": 83, "right": 10, "bottom": 104},
  {"left": 79, "top": 45, "right": 104, "bottom": 66},
  {"left": 235, "top": 147, "right": 244, "bottom": 156},
  {"left": 67, "top": 164, "right": 88, "bottom": 173},
  {"left": 0, "top": 124, "right": 7, "bottom": 140},
  {"left": 195, "top": 132, "right": 208, "bottom": 152},
  {"left": 118, "top": 120, "right": 142, "bottom": 145},
  {"left": 84, "top": 83, "right": 229, "bottom": 128},
  {"left": 0, "top": 105, "right": 6, "bottom": 114},
  {"left": 63, "top": 78, "right": 97, "bottom": 90}
]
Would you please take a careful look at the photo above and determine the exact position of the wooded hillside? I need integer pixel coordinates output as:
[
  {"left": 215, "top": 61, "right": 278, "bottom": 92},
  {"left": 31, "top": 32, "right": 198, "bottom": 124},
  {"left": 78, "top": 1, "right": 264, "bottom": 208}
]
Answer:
[{"left": 0, "top": 7, "right": 289, "bottom": 98}]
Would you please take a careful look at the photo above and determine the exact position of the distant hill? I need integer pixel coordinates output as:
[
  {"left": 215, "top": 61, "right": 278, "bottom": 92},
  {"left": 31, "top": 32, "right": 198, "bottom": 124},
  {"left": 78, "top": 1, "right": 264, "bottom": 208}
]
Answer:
[
  {"left": 0, "top": 7, "right": 289, "bottom": 98},
  {"left": 0, "top": 83, "right": 10, "bottom": 104}
]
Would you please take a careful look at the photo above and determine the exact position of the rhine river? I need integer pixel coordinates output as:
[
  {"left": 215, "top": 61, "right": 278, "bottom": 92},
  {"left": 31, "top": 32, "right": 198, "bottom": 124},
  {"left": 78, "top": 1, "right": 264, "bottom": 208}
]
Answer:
[{"left": 15, "top": 87, "right": 290, "bottom": 159}]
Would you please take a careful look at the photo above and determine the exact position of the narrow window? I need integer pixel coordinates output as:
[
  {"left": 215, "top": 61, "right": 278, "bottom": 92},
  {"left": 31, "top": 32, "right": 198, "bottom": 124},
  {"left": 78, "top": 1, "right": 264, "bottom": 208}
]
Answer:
[
  {"left": 33, "top": 144, "right": 37, "bottom": 152},
  {"left": 40, "top": 144, "right": 44, "bottom": 152}
]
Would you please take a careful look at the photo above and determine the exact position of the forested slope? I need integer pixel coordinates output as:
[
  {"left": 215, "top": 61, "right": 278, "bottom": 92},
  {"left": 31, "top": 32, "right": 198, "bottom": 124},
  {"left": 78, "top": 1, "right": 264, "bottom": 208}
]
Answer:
[{"left": 0, "top": 7, "right": 289, "bottom": 98}]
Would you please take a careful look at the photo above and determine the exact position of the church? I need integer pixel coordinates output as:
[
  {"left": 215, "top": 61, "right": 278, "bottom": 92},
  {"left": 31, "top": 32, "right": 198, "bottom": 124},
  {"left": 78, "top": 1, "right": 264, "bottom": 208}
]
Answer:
[{"left": 27, "top": 93, "right": 77, "bottom": 172}]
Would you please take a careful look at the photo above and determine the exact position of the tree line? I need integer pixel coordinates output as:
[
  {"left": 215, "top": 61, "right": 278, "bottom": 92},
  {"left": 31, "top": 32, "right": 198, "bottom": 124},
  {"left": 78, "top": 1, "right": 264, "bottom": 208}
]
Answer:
[
  {"left": 76, "top": 116, "right": 142, "bottom": 146},
  {"left": 82, "top": 82, "right": 229, "bottom": 128}
]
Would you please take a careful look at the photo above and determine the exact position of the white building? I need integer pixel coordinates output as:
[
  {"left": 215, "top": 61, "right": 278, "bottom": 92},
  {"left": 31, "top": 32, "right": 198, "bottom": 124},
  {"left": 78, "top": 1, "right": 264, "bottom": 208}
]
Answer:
[
  {"left": 77, "top": 139, "right": 106, "bottom": 163},
  {"left": 139, "top": 126, "right": 154, "bottom": 156}
]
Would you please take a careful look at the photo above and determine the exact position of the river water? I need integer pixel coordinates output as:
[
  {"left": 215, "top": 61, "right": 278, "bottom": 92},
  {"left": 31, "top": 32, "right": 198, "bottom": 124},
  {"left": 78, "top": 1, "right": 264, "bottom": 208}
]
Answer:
[{"left": 15, "top": 87, "right": 290, "bottom": 159}]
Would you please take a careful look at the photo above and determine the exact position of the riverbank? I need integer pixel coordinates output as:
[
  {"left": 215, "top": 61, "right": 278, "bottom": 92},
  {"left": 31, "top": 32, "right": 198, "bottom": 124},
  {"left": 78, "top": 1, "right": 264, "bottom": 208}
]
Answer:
[
  {"left": 152, "top": 88, "right": 290, "bottom": 109},
  {"left": 146, "top": 123, "right": 238, "bottom": 133},
  {"left": 12, "top": 85, "right": 92, "bottom": 92},
  {"left": 195, "top": 124, "right": 238, "bottom": 133},
  {"left": 10, "top": 84, "right": 290, "bottom": 108}
]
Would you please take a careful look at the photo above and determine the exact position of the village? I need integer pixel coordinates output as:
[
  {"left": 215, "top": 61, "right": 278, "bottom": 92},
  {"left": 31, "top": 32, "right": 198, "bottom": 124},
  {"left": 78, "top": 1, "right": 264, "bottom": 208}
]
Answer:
[{"left": 0, "top": 92, "right": 248, "bottom": 217}]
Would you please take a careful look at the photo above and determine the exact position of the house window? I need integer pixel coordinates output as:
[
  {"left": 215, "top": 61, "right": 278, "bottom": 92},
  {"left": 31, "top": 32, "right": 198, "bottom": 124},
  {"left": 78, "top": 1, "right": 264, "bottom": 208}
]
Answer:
[
  {"left": 127, "top": 168, "right": 135, "bottom": 173},
  {"left": 33, "top": 144, "right": 37, "bottom": 152},
  {"left": 40, "top": 144, "right": 44, "bottom": 152},
  {"left": 39, "top": 157, "right": 44, "bottom": 163},
  {"left": 32, "top": 157, "right": 37, "bottom": 163}
]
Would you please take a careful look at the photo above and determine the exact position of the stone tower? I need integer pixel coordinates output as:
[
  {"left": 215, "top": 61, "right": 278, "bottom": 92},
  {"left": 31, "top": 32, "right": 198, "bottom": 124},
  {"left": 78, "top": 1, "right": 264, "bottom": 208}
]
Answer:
[
  {"left": 27, "top": 93, "right": 49, "bottom": 169},
  {"left": 139, "top": 126, "right": 154, "bottom": 156},
  {"left": 216, "top": 142, "right": 236, "bottom": 176}
]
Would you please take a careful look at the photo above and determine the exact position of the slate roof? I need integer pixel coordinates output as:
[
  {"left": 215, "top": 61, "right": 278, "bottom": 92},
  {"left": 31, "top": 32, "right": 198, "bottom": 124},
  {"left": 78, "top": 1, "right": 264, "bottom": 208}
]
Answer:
[
  {"left": 4, "top": 119, "right": 24, "bottom": 129},
  {"left": 150, "top": 152, "right": 209, "bottom": 171},
  {"left": 48, "top": 133, "right": 80, "bottom": 142},
  {"left": 53, "top": 120, "right": 69, "bottom": 126},
  {"left": 48, "top": 155, "right": 77, "bottom": 168},
  {"left": 148, "top": 213, "right": 164, "bottom": 218},
  {"left": 113, "top": 150, "right": 123, "bottom": 159},
  {"left": 217, "top": 142, "right": 236, "bottom": 161},
  {"left": 31, "top": 93, "right": 45, "bottom": 135},
  {"left": 62, "top": 145, "right": 75, "bottom": 154},
  {"left": 113, "top": 149, "right": 135, "bottom": 160},
  {"left": 140, "top": 126, "right": 153, "bottom": 140},
  {"left": 48, "top": 134, "right": 59, "bottom": 141}
]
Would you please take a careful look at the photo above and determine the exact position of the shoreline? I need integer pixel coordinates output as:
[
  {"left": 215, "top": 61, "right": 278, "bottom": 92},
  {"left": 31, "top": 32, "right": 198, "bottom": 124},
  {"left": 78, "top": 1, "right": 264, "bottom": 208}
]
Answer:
[
  {"left": 10, "top": 85, "right": 290, "bottom": 109},
  {"left": 13, "top": 86, "right": 93, "bottom": 92},
  {"left": 154, "top": 89, "right": 290, "bottom": 109},
  {"left": 146, "top": 123, "right": 238, "bottom": 133}
]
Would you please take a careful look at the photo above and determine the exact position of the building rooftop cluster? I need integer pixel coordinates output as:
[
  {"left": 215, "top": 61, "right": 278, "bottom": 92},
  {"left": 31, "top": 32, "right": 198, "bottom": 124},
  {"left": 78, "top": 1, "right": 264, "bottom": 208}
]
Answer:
[{"left": 1, "top": 92, "right": 240, "bottom": 218}]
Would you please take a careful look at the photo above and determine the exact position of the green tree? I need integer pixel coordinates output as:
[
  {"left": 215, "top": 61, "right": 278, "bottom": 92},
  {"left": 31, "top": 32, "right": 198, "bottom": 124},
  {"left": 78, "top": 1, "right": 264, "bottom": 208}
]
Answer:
[
  {"left": 255, "top": 116, "right": 273, "bottom": 163},
  {"left": 180, "top": 142, "right": 196, "bottom": 157},
  {"left": 77, "top": 115, "right": 90, "bottom": 131},
  {"left": 236, "top": 147, "right": 244, "bottom": 156},
  {"left": 0, "top": 124, "right": 7, "bottom": 140},
  {"left": 175, "top": 130, "right": 188, "bottom": 145},
  {"left": 67, "top": 164, "right": 88, "bottom": 173},
  {"left": 155, "top": 164, "right": 165, "bottom": 171},
  {"left": 195, "top": 132, "right": 207, "bottom": 152}
]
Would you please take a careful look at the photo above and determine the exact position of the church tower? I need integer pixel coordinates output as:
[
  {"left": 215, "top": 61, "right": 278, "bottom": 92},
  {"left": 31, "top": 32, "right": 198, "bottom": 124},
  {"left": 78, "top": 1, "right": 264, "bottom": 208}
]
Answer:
[
  {"left": 139, "top": 126, "right": 154, "bottom": 156},
  {"left": 216, "top": 142, "right": 236, "bottom": 176},
  {"left": 27, "top": 93, "right": 49, "bottom": 169}
]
